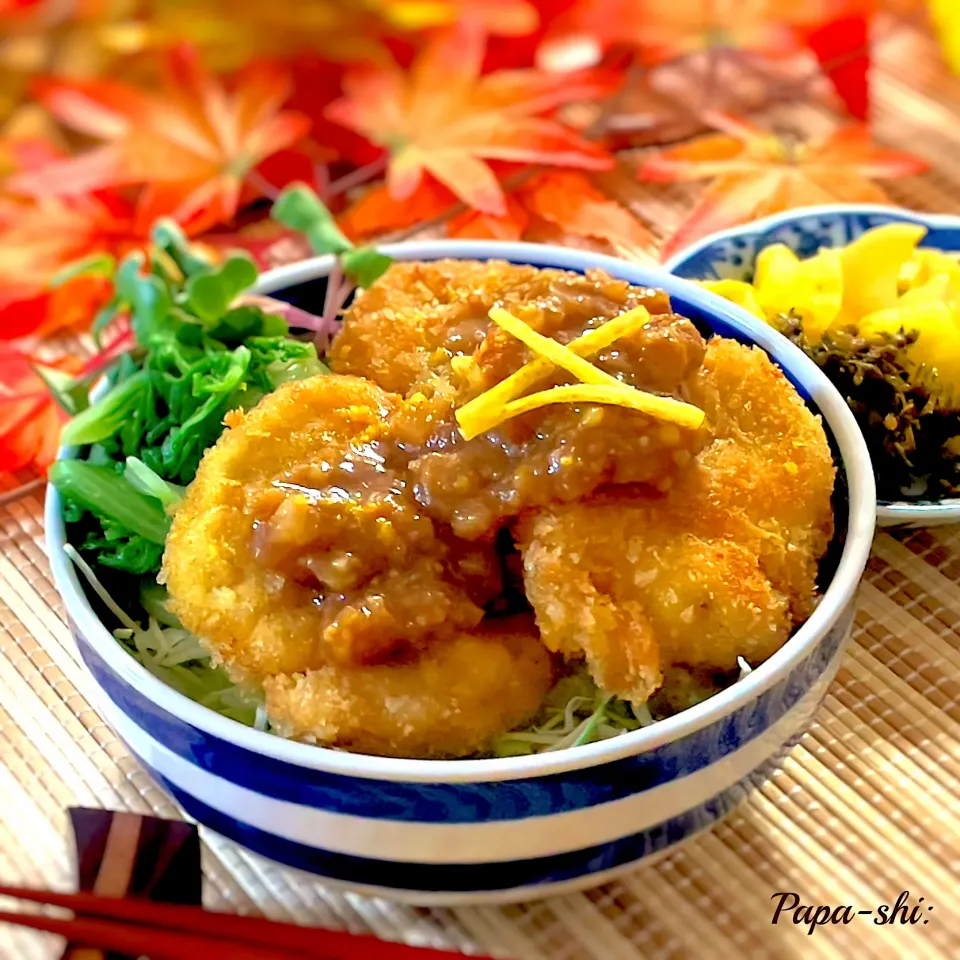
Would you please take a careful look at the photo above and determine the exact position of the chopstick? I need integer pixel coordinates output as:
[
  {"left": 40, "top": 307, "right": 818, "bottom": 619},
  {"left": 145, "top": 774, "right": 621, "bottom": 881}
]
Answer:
[{"left": 0, "top": 884, "right": 492, "bottom": 960}]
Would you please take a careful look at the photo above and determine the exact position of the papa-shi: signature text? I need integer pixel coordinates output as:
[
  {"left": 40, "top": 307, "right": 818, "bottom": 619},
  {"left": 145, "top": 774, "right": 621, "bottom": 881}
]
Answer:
[{"left": 771, "top": 891, "right": 934, "bottom": 936}]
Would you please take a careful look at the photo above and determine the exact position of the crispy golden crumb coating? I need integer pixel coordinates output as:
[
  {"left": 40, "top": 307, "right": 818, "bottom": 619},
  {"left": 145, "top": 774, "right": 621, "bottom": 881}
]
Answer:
[
  {"left": 329, "top": 259, "right": 674, "bottom": 396},
  {"left": 686, "top": 339, "right": 836, "bottom": 617},
  {"left": 162, "top": 374, "right": 491, "bottom": 679},
  {"left": 263, "top": 617, "right": 554, "bottom": 758},
  {"left": 331, "top": 260, "right": 707, "bottom": 539},
  {"left": 518, "top": 338, "right": 835, "bottom": 703},
  {"left": 521, "top": 500, "right": 793, "bottom": 702}
]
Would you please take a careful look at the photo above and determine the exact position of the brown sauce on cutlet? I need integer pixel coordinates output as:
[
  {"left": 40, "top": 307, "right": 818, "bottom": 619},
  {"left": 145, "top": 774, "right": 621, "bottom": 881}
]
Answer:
[{"left": 245, "top": 262, "right": 707, "bottom": 653}]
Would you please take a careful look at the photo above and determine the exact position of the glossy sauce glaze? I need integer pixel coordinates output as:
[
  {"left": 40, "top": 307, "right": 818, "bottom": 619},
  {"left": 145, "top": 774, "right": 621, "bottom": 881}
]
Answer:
[{"left": 243, "top": 263, "right": 709, "bottom": 655}]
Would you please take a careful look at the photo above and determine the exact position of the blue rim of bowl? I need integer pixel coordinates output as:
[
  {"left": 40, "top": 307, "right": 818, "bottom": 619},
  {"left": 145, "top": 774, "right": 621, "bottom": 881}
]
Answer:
[
  {"left": 663, "top": 202, "right": 960, "bottom": 527},
  {"left": 45, "top": 239, "right": 877, "bottom": 783}
]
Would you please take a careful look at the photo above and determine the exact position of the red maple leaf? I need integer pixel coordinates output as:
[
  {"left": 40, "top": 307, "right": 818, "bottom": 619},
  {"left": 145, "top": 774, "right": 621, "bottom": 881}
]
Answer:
[
  {"left": 517, "top": 170, "right": 654, "bottom": 258},
  {"left": 638, "top": 112, "right": 927, "bottom": 260},
  {"left": 794, "top": 7, "right": 872, "bottom": 120},
  {"left": 477, "top": 0, "right": 581, "bottom": 70},
  {"left": 199, "top": 218, "right": 313, "bottom": 271},
  {"left": 0, "top": 188, "right": 145, "bottom": 339},
  {"left": 338, "top": 167, "right": 655, "bottom": 257},
  {"left": 0, "top": 344, "right": 82, "bottom": 474},
  {"left": 8, "top": 46, "right": 312, "bottom": 234},
  {"left": 338, "top": 175, "right": 456, "bottom": 242},
  {"left": 285, "top": 55, "right": 385, "bottom": 169},
  {"left": 325, "top": 21, "right": 618, "bottom": 216}
]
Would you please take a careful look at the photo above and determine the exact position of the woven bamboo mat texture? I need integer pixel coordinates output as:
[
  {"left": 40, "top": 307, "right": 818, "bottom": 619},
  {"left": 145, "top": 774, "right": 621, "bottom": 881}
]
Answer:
[{"left": 4, "top": 14, "right": 960, "bottom": 960}]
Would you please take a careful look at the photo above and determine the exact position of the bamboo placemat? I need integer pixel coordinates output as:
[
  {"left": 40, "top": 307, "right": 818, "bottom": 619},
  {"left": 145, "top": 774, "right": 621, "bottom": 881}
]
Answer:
[{"left": 4, "top": 15, "right": 960, "bottom": 960}]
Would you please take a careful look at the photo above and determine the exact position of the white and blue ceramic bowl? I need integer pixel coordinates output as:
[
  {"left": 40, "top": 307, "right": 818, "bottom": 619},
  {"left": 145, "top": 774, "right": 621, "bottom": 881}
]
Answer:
[
  {"left": 665, "top": 203, "right": 960, "bottom": 528},
  {"left": 46, "top": 241, "right": 876, "bottom": 905}
]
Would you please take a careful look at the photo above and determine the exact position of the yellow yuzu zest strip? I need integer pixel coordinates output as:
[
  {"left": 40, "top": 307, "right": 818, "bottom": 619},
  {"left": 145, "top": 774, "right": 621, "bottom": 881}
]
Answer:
[
  {"left": 486, "top": 305, "right": 629, "bottom": 388},
  {"left": 499, "top": 384, "right": 705, "bottom": 431},
  {"left": 455, "top": 305, "right": 705, "bottom": 439},
  {"left": 456, "top": 305, "right": 652, "bottom": 438}
]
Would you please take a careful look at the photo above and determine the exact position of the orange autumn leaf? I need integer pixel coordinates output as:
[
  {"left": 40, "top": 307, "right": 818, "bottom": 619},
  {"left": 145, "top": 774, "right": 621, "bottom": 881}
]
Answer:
[
  {"left": 339, "top": 168, "right": 655, "bottom": 254},
  {"left": 340, "top": 178, "right": 527, "bottom": 242},
  {"left": 518, "top": 170, "right": 654, "bottom": 258},
  {"left": 0, "top": 189, "right": 144, "bottom": 339},
  {"left": 443, "top": 171, "right": 656, "bottom": 255},
  {"left": 448, "top": 195, "right": 530, "bottom": 240},
  {"left": 8, "top": 46, "right": 312, "bottom": 234},
  {"left": 639, "top": 113, "right": 927, "bottom": 261},
  {"left": 0, "top": 345, "right": 82, "bottom": 474},
  {"left": 325, "top": 21, "right": 617, "bottom": 216},
  {"left": 339, "top": 176, "right": 457, "bottom": 242}
]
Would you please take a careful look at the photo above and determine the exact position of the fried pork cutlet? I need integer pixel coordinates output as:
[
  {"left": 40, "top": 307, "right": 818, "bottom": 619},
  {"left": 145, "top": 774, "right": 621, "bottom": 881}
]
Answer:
[
  {"left": 263, "top": 617, "right": 554, "bottom": 759},
  {"left": 163, "top": 372, "right": 551, "bottom": 758},
  {"left": 329, "top": 259, "right": 675, "bottom": 395},
  {"left": 331, "top": 260, "right": 709, "bottom": 539},
  {"left": 518, "top": 338, "right": 836, "bottom": 704},
  {"left": 162, "top": 374, "right": 498, "bottom": 679}
]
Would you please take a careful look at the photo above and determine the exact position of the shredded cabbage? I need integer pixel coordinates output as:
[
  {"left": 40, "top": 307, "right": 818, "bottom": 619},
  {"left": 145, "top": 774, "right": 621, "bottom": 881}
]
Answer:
[
  {"left": 65, "top": 545, "right": 265, "bottom": 729},
  {"left": 491, "top": 671, "right": 654, "bottom": 758},
  {"left": 493, "top": 657, "right": 756, "bottom": 757},
  {"left": 64, "top": 545, "right": 757, "bottom": 756}
]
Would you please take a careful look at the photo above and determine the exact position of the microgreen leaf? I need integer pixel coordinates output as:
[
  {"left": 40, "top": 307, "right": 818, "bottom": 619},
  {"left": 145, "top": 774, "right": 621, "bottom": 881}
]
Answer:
[
  {"left": 114, "top": 252, "right": 173, "bottom": 342},
  {"left": 125, "top": 456, "right": 184, "bottom": 508},
  {"left": 50, "top": 460, "right": 171, "bottom": 544},
  {"left": 129, "top": 275, "right": 173, "bottom": 343},
  {"left": 208, "top": 305, "right": 288, "bottom": 342},
  {"left": 151, "top": 218, "right": 212, "bottom": 278},
  {"left": 184, "top": 253, "right": 259, "bottom": 325},
  {"left": 342, "top": 247, "right": 394, "bottom": 288},
  {"left": 271, "top": 184, "right": 353, "bottom": 256},
  {"left": 115, "top": 251, "right": 147, "bottom": 300}
]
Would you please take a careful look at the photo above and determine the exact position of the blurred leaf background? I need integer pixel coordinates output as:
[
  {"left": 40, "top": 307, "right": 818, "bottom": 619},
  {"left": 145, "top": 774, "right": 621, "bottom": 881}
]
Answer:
[{"left": 0, "top": 0, "right": 954, "bottom": 474}]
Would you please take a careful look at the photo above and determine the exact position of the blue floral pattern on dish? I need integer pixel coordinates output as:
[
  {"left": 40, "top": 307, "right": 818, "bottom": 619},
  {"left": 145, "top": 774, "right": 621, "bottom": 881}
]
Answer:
[
  {"left": 669, "top": 208, "right": 960, "bottom": 284},
  {"left": 666, "top": 204, "right": 960, "bottom": 527}
]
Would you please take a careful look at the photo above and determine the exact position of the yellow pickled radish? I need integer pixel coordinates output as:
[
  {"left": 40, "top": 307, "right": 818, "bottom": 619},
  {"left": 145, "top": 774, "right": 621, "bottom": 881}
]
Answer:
[
  {"left": 911, "top": 248, "right": 956, "bottom": 280},
  {"left": 860, "top": 300, "right": 960, "bottom": 384},
  {"left": 838, "top": 222, "right": 928, "bottom": 321},
  {"left": 858, "top": 300, "right": 945, "bottom": 339},
  {"left": 913, "top": 250, "right": 960, "bottom": 305},
  {"left": 700, "top": 279, "right": 767, "bottom": 320},
  {"left": 898, "top": 273, "right": 950, "bottom": 307},
  {"left": 804, "top": 293, "right": 842, "bottom": 343},
  {"left": 753, "top": 244, "right": 800, "bottom": 314},
  {"left": 898, "top": 256, "right": 921, "bottom": 293},
  {"left": 798, "top": 249, "right": 843, "bottom": 341}
]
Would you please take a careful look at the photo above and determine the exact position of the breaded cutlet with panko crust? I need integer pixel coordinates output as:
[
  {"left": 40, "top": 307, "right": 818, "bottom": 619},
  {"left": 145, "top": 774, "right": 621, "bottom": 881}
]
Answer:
[{"left": 518, "top": 338, "right": 835, "bottom": 704}]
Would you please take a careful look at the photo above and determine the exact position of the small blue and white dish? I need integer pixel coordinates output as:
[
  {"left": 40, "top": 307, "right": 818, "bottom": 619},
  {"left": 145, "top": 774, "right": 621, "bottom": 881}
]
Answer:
[
  {"left": 665, "top": 202, "right": 960, "bottom": 529},
  {"left": 46, "top": 241, "right": 876, "bottom": 904}
]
